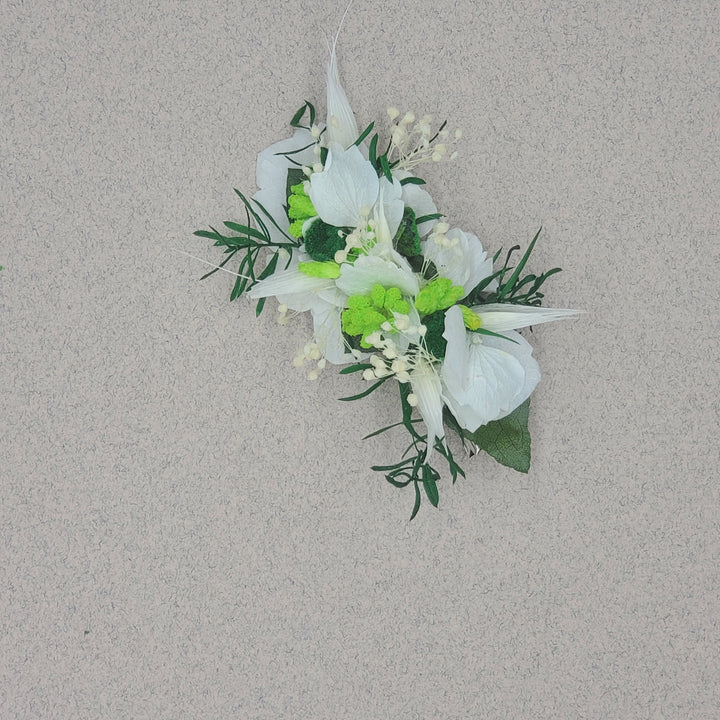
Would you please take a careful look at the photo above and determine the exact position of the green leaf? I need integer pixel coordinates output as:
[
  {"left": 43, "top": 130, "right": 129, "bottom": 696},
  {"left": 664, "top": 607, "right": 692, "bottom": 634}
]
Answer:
[
  {"left": 222, "top": 221, "right": 266, "bottom": 241},
  {"left": 369, "top": 134, "right": 378, "bottom": 166},
  {"left": 339, "top": 363, "right": 373, "bottom": 375},
  {"left": 422, "top": 465, "right": 440, "bottom": 507},
  {"left": 399, "top": 176, "right": 426, "bottom": 186},
  {"left": 379, "top": 153, "right": 393, "bottom": 183},
  {"left": 338, "top": 376, "right": 389, "bottom": 402},
  {"left": 465, "top": 398, "right": 531, "bottom": 473},
  {"left": 290, "top": 101, "right": 315, "bottom": 128},
  {"left": 471, "top": 327, "right": 519, "bottom": 344},
  {"left": 415, "top": 212, "right": 443, "bottom": 225},
  {"left": 498, "top": 227, "right": 541, "bottom": 300},
  {"left": 353, "top": 121, "right": 374, "bottom": 147},
  {"left": 409, "top": 480, "right": 422, "bottom": 521}
]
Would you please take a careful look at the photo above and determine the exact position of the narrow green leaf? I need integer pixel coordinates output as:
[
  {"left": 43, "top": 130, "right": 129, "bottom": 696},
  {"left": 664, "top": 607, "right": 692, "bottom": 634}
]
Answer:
[
  {"left": 223, "top": 221, "right": 266, "bottom": 240},
  {"left": 499, "top": 227, "right": 541, "bottom": 299},
  {"left": 338, "top": 376, "right": 389, "bottom": 402},
  {"left": 379, "top": 153, "right": 393, "bottom": 183},
  {"left": 415, "top": 212, "right": 443, "bottom": 225},
  {"left": 399, "top": 176, "right": 426, "bottom": 186},
  {"left": 353, "top": 121, "right": 374, "bottom": 147},
  {"left": 339, "top": 363, "right": 373, "bottom": 375},
  {"left": 422, "top": 465, "right": 439, "bottom": 507},
  {"left": 255, "top": 297, "right": 266, "bottom": 316},
  {"left": 471, "top": 327, "right": 519, "bottom": 344},
  {"left": 363, "top": 418, "right": 422, "bottom": 441},
  {"left": 369, "top": 134, "right": 378, "bottom": 166},
  {"left": 194, "top": 229, "right": 223, "bottom": 241},
  {"left": 409, "top": 480, "right": 422, "bottom": 521}
]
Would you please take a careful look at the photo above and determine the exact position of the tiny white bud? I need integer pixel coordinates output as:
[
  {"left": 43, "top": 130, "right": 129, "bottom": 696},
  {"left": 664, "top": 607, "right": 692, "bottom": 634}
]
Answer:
[
  {"left": 362, "top": 368, "right": 375, "bottom": 381},
  {"left": 387, "top": 107, "right": 400, "bottom": 120},
  {"left": 316, "top": 358, "right": 326, "bottom": 370},
  {"left": 454, "top": 128, "right": 463, "bottom": 140},
  {"left": 307, "top": 369, "right": 319, "bottom": 381},
  {"left": 396, "top": 370, "right": 410, "bottom": 383},
  {"left": 381, "top": 321, "right": 393, "bottom": 332},
  {"left": 407, "top": 393, "right": 419, "bottom": 407},
  {"left": 358, "top": 205, "right": 371, "bottom": 217},
  {"left": 418, "top": 325, "right": 427, "bottom": 337},
  {"left": 312, "top": 162, "right": 323, "bottom": 173},
  {"left": 302, "top": 165, "right": 312, "bottom": 176},
  {"left": 334, "top": 250, "right": 347, "bottom": 264},
  {"left": 311, "top": 124, "right": 321, "bottom": 138}
]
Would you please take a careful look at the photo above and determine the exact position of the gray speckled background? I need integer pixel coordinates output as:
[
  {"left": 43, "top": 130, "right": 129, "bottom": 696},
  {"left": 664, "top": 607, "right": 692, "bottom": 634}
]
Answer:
[{"left": 2, "top": 1, "right": 719, "bottom": 717}]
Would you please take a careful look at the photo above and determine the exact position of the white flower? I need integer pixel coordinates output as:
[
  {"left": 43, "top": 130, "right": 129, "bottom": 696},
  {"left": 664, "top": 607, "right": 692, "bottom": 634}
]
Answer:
[
  {"left": 405, "top": 303, "right": 579, "bottom": 441},
  {"left": 440, "top": 306, "right": 540, "bottom": 429},
  {"left": 421, "top": 228, "right": 495, "bottom": 298},
  {"left": 309, "top": 143, "right": 405, "bottom": 238}
]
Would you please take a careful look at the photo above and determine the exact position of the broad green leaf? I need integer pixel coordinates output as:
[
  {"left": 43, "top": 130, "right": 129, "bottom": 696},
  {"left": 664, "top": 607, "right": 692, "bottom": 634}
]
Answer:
[{"left": 465, "top": 398, "right": 531, "bottom": 473}]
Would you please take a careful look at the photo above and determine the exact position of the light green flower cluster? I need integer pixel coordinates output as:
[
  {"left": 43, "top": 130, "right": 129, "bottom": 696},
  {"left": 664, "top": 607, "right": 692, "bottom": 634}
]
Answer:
[{"left": 341, "top": 284, "right": 410, "bottom": 348}]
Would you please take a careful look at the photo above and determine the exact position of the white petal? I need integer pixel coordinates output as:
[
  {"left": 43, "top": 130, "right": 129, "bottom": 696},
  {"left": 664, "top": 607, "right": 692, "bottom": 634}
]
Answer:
[
  {"left": 311, "top": 302, "right": 358, "bottom": 365},
  {"left": 440, "top": 306, "right": 540, "bottom": 430},
  {"left": 336, "top": 252, "right": 419, "bottom": 298},
  {"left": 395, "top": 170, "right": 438, "bottom": 237},
  {"left": 379, "top": 176, "right": 405, "bottom": 241},
  {"left": 326, "top": 46, "right": 359, "bottom": 149},
  {"left": 472, "top": 304, "right": 583, "bottom": 332},
  {"left": 309, "top": 144, "right": 379, "bottom": 228},
  {"left": 410, "top": 358, "right": 445, "bottom": 453},
  {"left": 247, "top": 269, "right": 335, "bottom": 311}
]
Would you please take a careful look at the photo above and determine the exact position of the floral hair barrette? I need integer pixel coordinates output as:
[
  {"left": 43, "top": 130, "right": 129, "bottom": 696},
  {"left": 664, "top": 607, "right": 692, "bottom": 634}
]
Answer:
[{"left": 191, "top": 33, "right": 580, "bottom": 518}]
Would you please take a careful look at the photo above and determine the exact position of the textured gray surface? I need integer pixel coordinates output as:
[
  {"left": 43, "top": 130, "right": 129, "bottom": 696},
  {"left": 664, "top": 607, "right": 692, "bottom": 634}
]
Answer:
[{"left": 2, "top": 0, "right": 719, "bottom": 717}]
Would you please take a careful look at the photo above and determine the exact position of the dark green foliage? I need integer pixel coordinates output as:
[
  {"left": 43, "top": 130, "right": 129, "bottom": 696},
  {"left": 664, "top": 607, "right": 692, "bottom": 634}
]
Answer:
[
  {"left": 368, "top": 384, "right": 465, "bottom": 520},
  {"left": 422, "top": 311, "right": 448, "bottom": 359},
  {"left": 193, "top": 189, "right": 300, "bottom": 312},
  {"left": 303, "top": 219, "right": 347, "bottom": 262},
  {"left": 466, "top": 228, "right": 562, "bottom": 307},
  {"left": 393, "top": 207, "right": 422, "bottom": 258}
]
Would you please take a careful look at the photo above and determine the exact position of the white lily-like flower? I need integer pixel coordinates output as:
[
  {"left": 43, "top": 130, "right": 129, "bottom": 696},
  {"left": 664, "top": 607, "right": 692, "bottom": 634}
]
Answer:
[
  {"left": 421, "top": 227, "right": 495, "bottom": 298},
  {"left": 440, "top": 306, "right": 541, "bottom": 429},
  {"left": 403, "top": 302, "right": 579, "bottom": 442}
]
